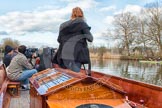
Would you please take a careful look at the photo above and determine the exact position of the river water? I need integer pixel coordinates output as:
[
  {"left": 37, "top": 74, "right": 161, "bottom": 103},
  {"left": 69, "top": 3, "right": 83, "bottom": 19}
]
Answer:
[
  {"left": 1, "top": 55, "right": 161, "bottom": 87},
  {"left": 91, "top": 59, "right": 162, "bottom": 87}
]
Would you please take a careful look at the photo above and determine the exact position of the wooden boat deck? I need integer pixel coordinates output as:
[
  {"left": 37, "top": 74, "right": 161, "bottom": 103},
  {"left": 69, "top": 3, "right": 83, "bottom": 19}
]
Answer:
[{"left": 9, "top": 90, "right": 30, "bottom": 108}]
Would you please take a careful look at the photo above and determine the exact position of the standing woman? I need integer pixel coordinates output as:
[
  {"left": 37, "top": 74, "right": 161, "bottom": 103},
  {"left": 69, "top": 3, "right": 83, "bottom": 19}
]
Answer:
[{"left": 55, "top": 7, "right": 93, "bottom": 72}]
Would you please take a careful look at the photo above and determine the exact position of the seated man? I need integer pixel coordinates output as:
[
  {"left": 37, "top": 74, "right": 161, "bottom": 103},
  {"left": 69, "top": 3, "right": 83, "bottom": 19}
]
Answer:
[
  {"left": 6, "top": 45, "right": 37, "bottom": 90},
  {"left": 3, "top": 45, "right": 14, "bottom": 67}
]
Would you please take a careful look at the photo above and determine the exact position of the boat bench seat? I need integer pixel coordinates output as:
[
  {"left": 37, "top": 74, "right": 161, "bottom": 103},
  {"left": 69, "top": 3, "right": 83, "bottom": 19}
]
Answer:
[
  {"left": 0, "top": 63, "right": 20, "bottom": 98},
  {"left": 7, "top": 81, "right": 20, "bottom": 98}
]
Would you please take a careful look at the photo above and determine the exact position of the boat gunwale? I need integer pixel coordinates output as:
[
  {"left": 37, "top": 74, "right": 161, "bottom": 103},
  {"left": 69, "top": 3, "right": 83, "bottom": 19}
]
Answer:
[
  {"left": 90, "top": 76, "right": 127, "bottom": 95},
  {"left": 92, "top": 71, "right": 162, "bottom": 91}
]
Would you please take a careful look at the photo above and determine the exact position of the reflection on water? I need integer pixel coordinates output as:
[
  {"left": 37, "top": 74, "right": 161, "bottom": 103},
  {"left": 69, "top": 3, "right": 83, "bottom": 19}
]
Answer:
[
  {"left": 91, "top": 59, "right": 162, "bottom": 87},
  {"left": 1, "top": 56, "right": 161, "bottom": 87}
]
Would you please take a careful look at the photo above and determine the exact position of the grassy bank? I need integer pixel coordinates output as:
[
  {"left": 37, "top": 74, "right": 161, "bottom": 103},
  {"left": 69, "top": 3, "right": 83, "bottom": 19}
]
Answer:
[
  {"left": 0, "top": 52, "right": 145, "bottom": 61},
  {"left": 90, "top": 52, "right": 145, "bottom": 60}
]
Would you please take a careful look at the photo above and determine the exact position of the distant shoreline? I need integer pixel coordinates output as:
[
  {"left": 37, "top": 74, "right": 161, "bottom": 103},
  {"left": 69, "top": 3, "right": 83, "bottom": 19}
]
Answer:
[
  {"left": 90, "top": 52, "right": 143, "bottom": 60},
  {"left": 0, "top": 52, "right": 154, "bottom": 61}
]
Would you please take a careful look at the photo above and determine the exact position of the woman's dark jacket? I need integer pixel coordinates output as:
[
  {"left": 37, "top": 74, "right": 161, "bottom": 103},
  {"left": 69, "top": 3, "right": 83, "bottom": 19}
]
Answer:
[
  {"left": 54, "top": 18, "right": 93, "bottom": 67},
  {"left": 3, "top": 54, "right": 12, "bottom": 67},
  {"left": 3, "top": 45, "right": 14, "bottom": 67}
]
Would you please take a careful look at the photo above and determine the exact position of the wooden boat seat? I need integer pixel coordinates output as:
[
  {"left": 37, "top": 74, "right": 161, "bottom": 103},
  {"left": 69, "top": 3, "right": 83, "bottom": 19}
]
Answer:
[
  {"left": 7, "top": 81, "right": 20, "bottom": 98},
  {"left": 0, "top": 64, "right": 20, "bottom": 98}
]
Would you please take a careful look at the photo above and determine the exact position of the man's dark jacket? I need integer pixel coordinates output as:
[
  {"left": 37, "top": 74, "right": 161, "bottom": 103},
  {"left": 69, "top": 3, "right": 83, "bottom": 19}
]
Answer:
[{"left": 54, "top": 18, "right": 93, "bottom": 67}]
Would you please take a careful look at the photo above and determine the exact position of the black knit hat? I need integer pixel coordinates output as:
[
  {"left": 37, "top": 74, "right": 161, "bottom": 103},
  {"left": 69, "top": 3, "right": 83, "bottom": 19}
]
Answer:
[{"left": 5, "top": 45, "right": 13, "bottom": 55}]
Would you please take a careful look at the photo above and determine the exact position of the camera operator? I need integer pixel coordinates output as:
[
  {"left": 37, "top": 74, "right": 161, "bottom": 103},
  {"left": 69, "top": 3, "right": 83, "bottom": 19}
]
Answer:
[
  {"left": 6, "top": 45, "right": 37, "bottom": 90},
  {"left": 25, "top": 48, "right": 40, "bottom": 69}
]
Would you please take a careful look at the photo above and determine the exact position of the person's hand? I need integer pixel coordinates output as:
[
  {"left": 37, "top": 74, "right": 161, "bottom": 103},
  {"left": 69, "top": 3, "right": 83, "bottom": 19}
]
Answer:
[
  {"left": 35, "top": 57, "right": 40, "bottom": 64},
  {"left": 32, "top": 53, "right": 37, "bottom": 58}
]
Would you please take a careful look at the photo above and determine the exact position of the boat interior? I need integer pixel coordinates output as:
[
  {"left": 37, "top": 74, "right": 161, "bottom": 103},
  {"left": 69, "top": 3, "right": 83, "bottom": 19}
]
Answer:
[{"left": 1, "top": 64, "right": 162, "bottom": 108}]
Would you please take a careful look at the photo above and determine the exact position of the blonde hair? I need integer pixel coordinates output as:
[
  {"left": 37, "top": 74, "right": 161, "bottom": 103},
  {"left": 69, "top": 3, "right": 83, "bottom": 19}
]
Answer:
[{"left": 71, "top": 7, "right": 84, "bottom": 19}]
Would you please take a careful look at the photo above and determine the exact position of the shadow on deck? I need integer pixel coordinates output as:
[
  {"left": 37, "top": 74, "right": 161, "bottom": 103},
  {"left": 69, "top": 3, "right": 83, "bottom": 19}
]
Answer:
[{"left": 9, "top": 91, "right": 29, "bottom": 108}]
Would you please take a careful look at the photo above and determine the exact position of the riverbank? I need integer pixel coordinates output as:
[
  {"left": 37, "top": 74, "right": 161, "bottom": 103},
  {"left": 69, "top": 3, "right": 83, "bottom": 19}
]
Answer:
[
  {"left": 0, "top": 52, "right": 154, "bottom": 61},
  {"left": 90, "top": 52, "right": 144, "bottom": 60}
]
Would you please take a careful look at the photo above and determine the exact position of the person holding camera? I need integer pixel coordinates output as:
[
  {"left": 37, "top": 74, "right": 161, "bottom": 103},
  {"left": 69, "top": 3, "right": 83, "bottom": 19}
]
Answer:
[
  {"left": 6, "top": 45, "right": 37, "bottom": 90},
  {"left": 25, "top": 48, "right": 40, "bottom": 70}
]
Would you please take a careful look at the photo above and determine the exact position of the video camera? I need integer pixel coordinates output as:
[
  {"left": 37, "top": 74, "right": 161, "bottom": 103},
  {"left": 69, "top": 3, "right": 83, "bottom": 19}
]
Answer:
[{"left": 25, "top": 48, "right": 39, "bottom": 59}]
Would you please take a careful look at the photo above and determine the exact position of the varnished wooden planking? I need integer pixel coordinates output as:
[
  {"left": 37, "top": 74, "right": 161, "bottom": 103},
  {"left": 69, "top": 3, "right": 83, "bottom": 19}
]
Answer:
[
  {"left": 46, "top": 99, "right": 127, "bottom": 108},
  {"left": 91, "top": 71, "right": 162, "bottom": 108},
  {"left": 29, "top": 68, "right": 127, "bottom": 108},
  {"left": 48, "top": 82, "right": 123, "bottom": 100},
  {"left": 3, "top": 93, "right": 11, "bottom": 108},
  {"left": 9, "top": 91, "right": 30, "bottom": 108}
]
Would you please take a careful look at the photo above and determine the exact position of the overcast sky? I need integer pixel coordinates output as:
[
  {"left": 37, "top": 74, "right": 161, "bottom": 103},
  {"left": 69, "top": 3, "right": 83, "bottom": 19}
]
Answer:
[{"left": 0, "top": 0, "right": 156, "bottom": 48}]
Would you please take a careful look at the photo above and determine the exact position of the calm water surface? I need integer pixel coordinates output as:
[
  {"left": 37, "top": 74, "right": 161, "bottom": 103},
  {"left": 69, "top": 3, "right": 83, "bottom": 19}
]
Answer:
[
  {"left": 91, "top": 59, "right": 162, "bottom": 87},
  {"left": 1, "top": 56, "right": 161, "bottom": 87}
]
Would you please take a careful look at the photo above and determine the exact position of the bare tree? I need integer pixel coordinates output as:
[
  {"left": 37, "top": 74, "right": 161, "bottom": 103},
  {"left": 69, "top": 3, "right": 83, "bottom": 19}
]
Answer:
[
  {"left": 144, "top": 1, "right": 162, "bottom": 56},
  {"left": 113, "top": 12, "right": 138, "bottom": 56},
  {"left": 135, "top": 11, "right": 151, "bottom": 57},
  {"left": 2, "top": 38, "right": 20, "bottom": 48}
]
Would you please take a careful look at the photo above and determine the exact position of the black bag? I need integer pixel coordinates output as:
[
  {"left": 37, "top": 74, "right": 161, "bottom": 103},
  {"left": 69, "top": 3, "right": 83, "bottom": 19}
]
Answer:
[
  {"left": 78, "top": 47, "right": 90, "bottom": 64},
  {"left": 37, "top": 47, "right": 53, "bottom": 71}
]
